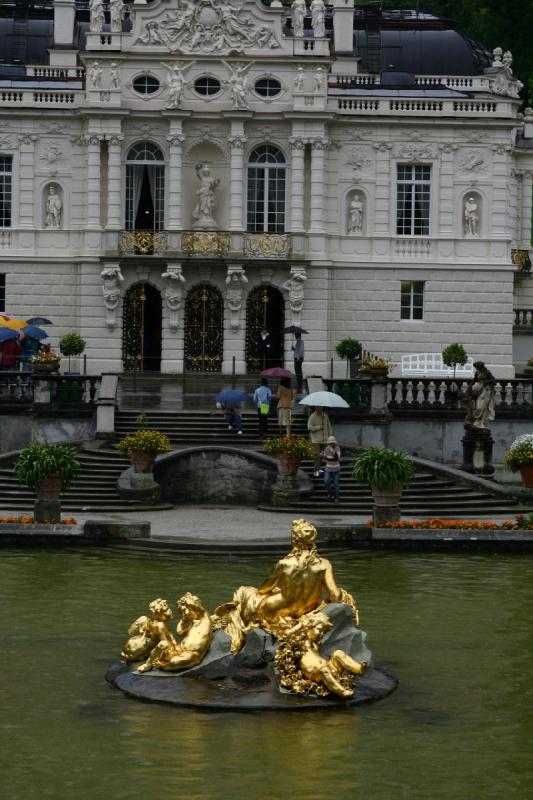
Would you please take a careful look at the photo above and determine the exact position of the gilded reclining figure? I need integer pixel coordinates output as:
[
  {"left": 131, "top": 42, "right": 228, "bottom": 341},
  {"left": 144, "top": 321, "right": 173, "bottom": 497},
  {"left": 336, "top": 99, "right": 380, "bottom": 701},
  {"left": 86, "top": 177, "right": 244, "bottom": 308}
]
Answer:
[{"left": 121, "top": 598, "right": 175, "bottom": 663}]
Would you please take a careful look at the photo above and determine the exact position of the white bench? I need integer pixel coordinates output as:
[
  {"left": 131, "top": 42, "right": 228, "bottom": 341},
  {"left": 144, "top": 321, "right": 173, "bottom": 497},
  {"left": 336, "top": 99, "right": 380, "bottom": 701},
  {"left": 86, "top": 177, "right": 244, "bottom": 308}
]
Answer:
[{"left": 401, "top": 353, "right": 475, "bottom": 378}]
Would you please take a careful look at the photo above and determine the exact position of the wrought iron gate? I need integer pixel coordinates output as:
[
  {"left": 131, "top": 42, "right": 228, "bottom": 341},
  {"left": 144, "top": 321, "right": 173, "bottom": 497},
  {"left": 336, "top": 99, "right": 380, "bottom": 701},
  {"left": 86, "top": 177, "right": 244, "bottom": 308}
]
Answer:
[
  {"left": 122, "top": 283, "right": 162, "bottom": 371},
  {"left": 184, "top": 284, "right": 224, "bottom": 372},
  {"left": 245, "top": 285, "right": 284, "bottom": 372}
]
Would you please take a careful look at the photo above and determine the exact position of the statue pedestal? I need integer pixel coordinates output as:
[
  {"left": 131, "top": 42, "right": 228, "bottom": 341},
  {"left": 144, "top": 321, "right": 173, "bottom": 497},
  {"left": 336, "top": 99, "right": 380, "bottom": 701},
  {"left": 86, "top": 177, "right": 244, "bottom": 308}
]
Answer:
[
  {"left": 461, "top": 427, "right": 495, "bottom": 476},
  {"left": 272, "top": 473, "right": 301, "bottom": 506}
]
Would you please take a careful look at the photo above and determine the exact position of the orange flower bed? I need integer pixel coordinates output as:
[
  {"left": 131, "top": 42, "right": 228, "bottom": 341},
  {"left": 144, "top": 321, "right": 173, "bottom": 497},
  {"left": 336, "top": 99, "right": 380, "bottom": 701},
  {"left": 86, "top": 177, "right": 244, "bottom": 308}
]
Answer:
[
  {"left": 0, "top": 516, "right": 77, "bottom": 525},
  {"left": 371, "top": 517, "right": 517, "bottom": 530}
]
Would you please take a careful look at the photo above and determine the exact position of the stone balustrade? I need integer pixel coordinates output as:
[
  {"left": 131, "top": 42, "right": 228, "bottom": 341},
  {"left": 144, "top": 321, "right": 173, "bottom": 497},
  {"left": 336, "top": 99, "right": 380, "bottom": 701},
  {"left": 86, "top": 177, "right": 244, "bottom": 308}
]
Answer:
[
  {"left": 0, "top": 374, "right": 100, "bottom": 407},
  {"left": 331, "top": 95, "right": 507, "bottom": 117}
]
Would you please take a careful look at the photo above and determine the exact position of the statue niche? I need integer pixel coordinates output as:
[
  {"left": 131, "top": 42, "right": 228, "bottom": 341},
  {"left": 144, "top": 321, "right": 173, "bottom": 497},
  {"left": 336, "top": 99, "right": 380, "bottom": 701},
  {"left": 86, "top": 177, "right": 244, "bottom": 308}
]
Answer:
[
  {"left": 347, "top": 191, "right": 364, "bottom": 235},
  {"left": 43, "top": 183, "right": 64, "bottom": 229},
  {"left": 463, "top": 191, "right": 482, "bottom": 239}
]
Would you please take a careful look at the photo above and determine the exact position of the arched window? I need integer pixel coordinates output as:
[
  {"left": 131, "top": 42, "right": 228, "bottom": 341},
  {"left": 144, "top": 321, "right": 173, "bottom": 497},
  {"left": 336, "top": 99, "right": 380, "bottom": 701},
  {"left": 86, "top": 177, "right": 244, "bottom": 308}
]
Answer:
[
  {"left": 247, "top": 144, "right": 286, "bottom": 233},
  {"left": 125, "top": 141, "right": 165, "bottom": 231}
]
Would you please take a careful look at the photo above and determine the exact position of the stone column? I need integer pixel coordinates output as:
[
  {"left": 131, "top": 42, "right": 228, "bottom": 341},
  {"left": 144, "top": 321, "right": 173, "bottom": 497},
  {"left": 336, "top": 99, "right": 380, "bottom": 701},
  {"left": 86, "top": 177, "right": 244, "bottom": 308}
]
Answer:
[
  {"left": 228, "top": 122, "right": 247, "bottom": 231},
  {"left": 18, "top": 134, "right": 37, "bottom": 228},
  {"left": 310, "top": 138, "right": 328, "bottom": 233},
  {"left": 166, "top": 124, "right": 185, "bottom": 231},
  {"left": 522, "top": 170, "right": 533, "bottom": 249},
  {"left": 86, "top": 134, "right": 102, "bottom": 229},
  {"left": 438, "top": 143, "right": 457, "bottom": 237},
  {"left": 106, "top": 133, "right": 123, "bottom": 230},
  {"left": 289, "top": 136, "right": 305, "bottom": 231}
]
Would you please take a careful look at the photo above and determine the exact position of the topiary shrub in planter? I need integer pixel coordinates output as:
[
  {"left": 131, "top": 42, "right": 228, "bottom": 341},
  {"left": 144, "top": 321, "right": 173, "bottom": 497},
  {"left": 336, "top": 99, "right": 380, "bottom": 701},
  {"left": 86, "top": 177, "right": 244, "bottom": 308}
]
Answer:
[
  {"left": 335, "top": 338, "right": 362, "bottom": 378},
  {"left": 14, "top": 443, "right": 80, "bottom": 522},
  {"left": 442, "top": 343, "right": 468, "bottom": 379},
  {"left": 59, "top": 332, "right": 86, "bottom": 374},
  {"left": 352, "top": 447, "right": 414, "bottom": 525}
]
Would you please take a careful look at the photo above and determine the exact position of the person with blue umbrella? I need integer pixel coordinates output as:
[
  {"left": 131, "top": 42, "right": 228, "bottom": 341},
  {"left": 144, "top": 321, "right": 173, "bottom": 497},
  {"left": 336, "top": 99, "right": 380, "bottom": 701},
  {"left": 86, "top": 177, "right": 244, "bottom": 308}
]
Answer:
[{"left": 214, "top": 389, "right": 247, "bottom": 436}]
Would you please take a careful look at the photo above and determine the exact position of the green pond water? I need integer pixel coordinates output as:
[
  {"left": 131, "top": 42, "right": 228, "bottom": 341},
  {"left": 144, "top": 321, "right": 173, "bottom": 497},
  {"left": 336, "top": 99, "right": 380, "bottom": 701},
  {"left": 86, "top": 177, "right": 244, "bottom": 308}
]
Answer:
[{"left": 2, "top": 547, "right": 533, "bottom": 800}]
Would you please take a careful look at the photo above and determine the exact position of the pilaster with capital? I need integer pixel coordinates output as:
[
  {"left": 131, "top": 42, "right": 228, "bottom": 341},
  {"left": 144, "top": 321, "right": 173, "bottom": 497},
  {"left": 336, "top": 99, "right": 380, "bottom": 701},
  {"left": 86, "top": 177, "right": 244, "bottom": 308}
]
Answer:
[
  {"left": 310, "top": 138, "right": 328, "bottom": 232},
  {"left": 161, "top": 262, "right": 186, "bottom": 332},
  {"left": 86, "top": 134, "right": 103, "bottom": 229},
  {"left": 18, "top": 134, "right": 37, "bottom": 228},
  {"left": 491, "top": 144, "right": 512, "bottom": 238},
  {"left": 106, "top": 133, "right": 123, "bottom": 230},
  {"left": 228, "top": 125, "right": 247, "bottom": 231},
  {"left": 438, "top": 143, "right": 457, "bottom": 236},
  {"left": 282, "top": 265, "right": 307, "bottom": 326},
  {"left": 289, "top": 136, "right": 305, "bottom": 232},
  {"left": 522, "top": 171, "right": 533, "bottom": 250},
  {"left": 372, "top": 142, "right": 392, "bottom": 234},
  {"left": 225, "top": 264, "right": 248, "bottom": 331},
  {"left": 166, "top": 129, "right": 185, "bottom": 231}
]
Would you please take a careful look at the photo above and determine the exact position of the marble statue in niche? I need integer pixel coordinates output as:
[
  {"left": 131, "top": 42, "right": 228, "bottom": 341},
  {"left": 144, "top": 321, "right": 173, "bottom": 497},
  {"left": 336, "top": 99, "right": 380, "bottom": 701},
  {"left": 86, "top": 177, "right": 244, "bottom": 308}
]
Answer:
[
  {"left": 348, "top": 193, "right": 364, "bottom": 234},
  {"left": 464, "top": 196, "right": 479, "bottom": 238},
  {"left": 192, "top": 164, "right": 220, "bottom": 230},
  {"left": 45, "top": 185, "right": 63, "bottom": 229}
]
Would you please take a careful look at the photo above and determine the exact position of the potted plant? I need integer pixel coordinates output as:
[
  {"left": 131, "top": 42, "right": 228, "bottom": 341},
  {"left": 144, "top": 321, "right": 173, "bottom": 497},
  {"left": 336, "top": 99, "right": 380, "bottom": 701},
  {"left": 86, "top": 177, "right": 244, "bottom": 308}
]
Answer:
[
  {"left": 29, "top": 348, "right": 61, "bottom": 374},
  {"left": 117, "top": 429, "right": 171, "bottom": 473},
  {"left": 263, "top": 435, "right": 314, "bottom": 475},
  {"left": 13, "top": 443, "right": 80, "bottom": 522},
  {"left": 59, "top": 332, "right": 86, "bottom": 374},
  {"left": 503, "top": 434, "right": 533, "bottom": 488},
  {"left": 359, "top": 356, "right": 394, "bottom": 379},
  {"left": 442, "top": 343, "right": 468, "bottom": 379},
  {"left": 335, "top": 338, "right": 362, "bottom": 378},
  {"left": 352, "top": 446, "right": 414, "bottom": 521}
]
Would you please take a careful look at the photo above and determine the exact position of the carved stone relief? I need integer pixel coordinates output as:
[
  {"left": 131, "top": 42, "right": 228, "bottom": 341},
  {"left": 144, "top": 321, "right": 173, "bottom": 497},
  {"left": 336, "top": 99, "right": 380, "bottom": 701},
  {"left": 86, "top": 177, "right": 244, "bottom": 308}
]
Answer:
[
  {"left": 101, "top": 263, "right": 124, "bottom": 329},
  {"left": 282, "top": 266, "right": 307, "bottom": 324},
  {"left": 394, "top": 143, "right": 435, "bottom": 161},
  {"left": 134, "top": 0, "right": 280, "bottom": 54},
  {"left": 225, "top": 265, "right": 248, "bottom": 331},
  {"left": 161, "top": 264, "right": 186, "bottom": 332}
]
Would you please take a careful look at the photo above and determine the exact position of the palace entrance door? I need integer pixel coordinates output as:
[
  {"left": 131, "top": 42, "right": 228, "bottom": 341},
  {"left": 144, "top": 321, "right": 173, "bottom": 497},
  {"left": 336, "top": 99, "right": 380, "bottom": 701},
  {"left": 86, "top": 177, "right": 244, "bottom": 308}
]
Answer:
[
  {"left": 245, "top": 285, "right": 284, "bottom": 373},
  {"left": 122, "top": 283, "right": 162, "bottom": 371},
  {"left": 184, "top": 284, "right": 224, "bottom": 372}
]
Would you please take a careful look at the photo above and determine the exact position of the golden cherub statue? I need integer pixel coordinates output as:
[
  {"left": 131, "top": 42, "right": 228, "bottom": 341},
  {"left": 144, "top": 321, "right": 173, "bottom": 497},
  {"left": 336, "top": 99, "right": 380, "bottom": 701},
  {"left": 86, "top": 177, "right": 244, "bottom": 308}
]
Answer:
[
  {"left": 275, "top": 611, "right": 367, "bottom": 698},
  {"left": 121, "top": 598, "right": 175, "bottom": 663},
  {"left": 213, "top": 518, "right": 359, "bottom": 653}
]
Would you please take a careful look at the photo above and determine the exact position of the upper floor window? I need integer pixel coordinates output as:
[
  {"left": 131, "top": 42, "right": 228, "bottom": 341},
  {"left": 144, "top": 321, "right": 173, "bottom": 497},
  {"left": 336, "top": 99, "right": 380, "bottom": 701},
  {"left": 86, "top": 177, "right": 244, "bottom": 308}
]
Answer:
[
  {"left": 0, "top": 155, "right": 12, "bottom": 228},
  {"left": 194, "top": 76, "right": 221, "bottom": 97},
  {"left": 396, "top": 164, "right": 431, "bottom": 236},
  {"left": 254, "top": 77, "right": 282, "bottom": 98},
  {"left": 132, "top": 74, "right": 160, "bottom": 95},
  {"left": 401, "top": 280, "right": 424, "bottom": 320},
  {"left": 247, "top": 144, "right": 286, "bottom": 233},
  {"left": 125, "top": 142, "right": 165, "bottom": 231}
]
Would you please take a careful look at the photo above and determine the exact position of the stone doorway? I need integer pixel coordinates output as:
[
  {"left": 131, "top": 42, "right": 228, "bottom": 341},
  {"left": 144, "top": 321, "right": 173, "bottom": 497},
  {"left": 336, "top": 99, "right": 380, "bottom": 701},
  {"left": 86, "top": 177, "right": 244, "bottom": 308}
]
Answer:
[
  {"left": 184, "top": 283, "right": 224, "bottom": 372},
  {"left": 245, "top": 285, "right": 285, "bottom": 373},
  {"left": 122, "top": 283, "right": 162, "bottom": 372}
]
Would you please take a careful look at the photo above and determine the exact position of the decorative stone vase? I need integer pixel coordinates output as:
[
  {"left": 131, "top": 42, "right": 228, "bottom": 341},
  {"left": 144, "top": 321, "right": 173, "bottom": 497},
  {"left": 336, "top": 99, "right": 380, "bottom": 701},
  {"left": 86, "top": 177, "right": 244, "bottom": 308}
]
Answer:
[
  {"left": 277, "top": 453, "right": 301, "bottom": 476},
  {"left": 519, "top": 464, "right": 533, "bottom": 488},
  {"left": 33, "top": 360, "right": 61, "bottom": 374},
  {"left": 371, "top": 483, "right": 403, "bottom": 525},
  {"left": 130, "top": 450, "right": 156, "bottom": 474},
  {"left": 369, "top": 367, "right": 389, "bottom": 379},
  {"left": 35, "top": 473, "right": 61, "bottom": 500}
]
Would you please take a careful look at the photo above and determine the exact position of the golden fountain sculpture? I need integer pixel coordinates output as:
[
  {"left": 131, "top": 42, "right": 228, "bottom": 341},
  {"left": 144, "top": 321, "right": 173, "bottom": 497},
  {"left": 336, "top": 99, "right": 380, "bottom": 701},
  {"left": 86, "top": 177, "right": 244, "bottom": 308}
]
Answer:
[{"left": 121, "top": 519, "right": 367, "bottom": 699}]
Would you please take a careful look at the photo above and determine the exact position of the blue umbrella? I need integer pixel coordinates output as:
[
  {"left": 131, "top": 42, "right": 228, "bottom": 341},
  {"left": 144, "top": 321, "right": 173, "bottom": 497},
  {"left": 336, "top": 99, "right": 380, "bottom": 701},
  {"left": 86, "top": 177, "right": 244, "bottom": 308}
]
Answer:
[
  {"left": 215, "top": 389, "right": 249, "bottom": 405},
  {"left": 0, "top": 328, "right": 19, "bottom": 342},
  {"left": 21, "top": 325, "right": 48, "bottom": 340},
  {"left": 26, "top": 316, "right": 52, "bottom": 325}
]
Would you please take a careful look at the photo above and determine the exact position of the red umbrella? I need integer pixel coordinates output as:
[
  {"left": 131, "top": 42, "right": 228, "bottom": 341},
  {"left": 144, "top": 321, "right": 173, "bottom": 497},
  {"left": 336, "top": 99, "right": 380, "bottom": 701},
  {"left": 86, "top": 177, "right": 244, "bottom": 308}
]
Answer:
[{"left": 261, "top": 367, "right": 295, "bottom": 378}]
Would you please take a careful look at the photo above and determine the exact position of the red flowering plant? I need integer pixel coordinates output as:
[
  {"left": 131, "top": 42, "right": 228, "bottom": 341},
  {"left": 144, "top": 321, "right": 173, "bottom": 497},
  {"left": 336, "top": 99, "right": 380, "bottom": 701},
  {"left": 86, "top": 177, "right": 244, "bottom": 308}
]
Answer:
[{"left": 370, "top": 516, "right": 524, "bottom": 530}]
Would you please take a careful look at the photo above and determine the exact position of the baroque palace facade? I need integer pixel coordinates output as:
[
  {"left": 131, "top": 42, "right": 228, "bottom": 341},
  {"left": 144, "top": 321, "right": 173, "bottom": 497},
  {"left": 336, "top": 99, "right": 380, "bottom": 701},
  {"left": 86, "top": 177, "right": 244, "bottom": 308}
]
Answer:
[{"left": 0, "top": 0, "right": 532, "bottom": 377}]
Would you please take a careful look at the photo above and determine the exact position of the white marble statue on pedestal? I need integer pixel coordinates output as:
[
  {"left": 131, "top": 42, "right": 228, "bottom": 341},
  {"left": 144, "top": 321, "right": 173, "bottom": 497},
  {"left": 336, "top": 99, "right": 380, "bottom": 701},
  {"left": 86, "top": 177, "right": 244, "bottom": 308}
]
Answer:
[
  {"left": 90, "top": 0, "right": 105, "bottom": 33},
  {"left": 45, "top": 185, "right": 62, "bottom": 229},
  {"left": 282, "top": 267, "right": 307, "bottom": 324},
  {"left": 161, "top": 265, "right": 186, "bottom": 332},
  {"left": 294, "top": 66, "right": 305, "bottom": 91},
  {"left": 310, "top": 0, "right": 325, "bottom": 37},
  {"left": 348, "top": 193, "right": 364, "bottom": 234},
  {"left": 291, "top": 0, "right": 306, "bottom": 37},
  {"left": 110, "top": 62, "right": 120, "bottom": 90},
  {"left": 89, "top": 61, "right": 102, "bottom": 89},
  {"left": 192, "top": 164, "right": 220, "bottom": 230},
  {"left": 101, "top": 264, "right": 124, "bottom": 329},
  {"left": 314, "top": 66, "right": 324, "bottom": 92},
  {"left": 110, "top": 0, "right": 125, "bottom": 34},
  {"left": 226, "top": 266, "right": 248, "bottom": 331},
  {"left": 464, "top": 196, "right": 479, "bottom": 237}
]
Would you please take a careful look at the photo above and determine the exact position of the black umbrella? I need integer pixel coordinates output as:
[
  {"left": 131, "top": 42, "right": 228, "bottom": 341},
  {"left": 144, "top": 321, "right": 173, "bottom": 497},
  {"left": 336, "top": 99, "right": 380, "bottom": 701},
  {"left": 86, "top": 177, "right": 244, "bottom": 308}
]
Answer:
[
  {"left": 26, "top": 316, "right": 53, "bottom": 325},
  {"left": 282, "top": 325, "right": 309, "bottom": 335}
]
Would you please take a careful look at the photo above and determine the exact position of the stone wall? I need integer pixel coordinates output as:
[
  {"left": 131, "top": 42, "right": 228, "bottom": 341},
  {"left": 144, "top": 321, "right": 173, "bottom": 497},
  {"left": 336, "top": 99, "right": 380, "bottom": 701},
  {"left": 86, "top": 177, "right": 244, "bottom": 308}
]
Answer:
[
  {"left": 0, "top": 413, "right": 95, "bottom": 453},
  {"left": 154, "top": 447, "right": 278, "bottom": 505}
]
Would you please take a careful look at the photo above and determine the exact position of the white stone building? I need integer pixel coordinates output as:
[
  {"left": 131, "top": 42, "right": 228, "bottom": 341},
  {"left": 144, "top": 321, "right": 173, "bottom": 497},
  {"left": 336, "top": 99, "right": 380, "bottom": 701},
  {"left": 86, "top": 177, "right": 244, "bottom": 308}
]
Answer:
[{"left": 0, "top": 0, "right": 532, "bottom": 378}]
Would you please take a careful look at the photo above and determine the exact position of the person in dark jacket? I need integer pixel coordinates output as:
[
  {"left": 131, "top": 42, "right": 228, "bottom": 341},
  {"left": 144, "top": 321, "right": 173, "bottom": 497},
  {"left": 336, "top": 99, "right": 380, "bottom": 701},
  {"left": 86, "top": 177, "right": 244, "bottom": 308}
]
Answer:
[{"left": 292, "top": 332, "right": 305, "bottom": 392}]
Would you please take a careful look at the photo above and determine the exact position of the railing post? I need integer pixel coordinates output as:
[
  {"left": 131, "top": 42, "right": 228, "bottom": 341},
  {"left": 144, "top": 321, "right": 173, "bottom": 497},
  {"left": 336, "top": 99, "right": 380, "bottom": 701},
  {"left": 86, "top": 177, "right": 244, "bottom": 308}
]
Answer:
[
  {"left": 96, "top": 374, "right": 118, "bottom": 439},
  {"left": 330, "top": 357, "right": 333, "bottom": 380},
  {"left": 232, "top": 356, "right": 236, "bottom": 389},
  {"left": 370, "top": 379, "right": 389, "bottom": 413},
  {"left": 83, "top": 354, "right": 87, "bottom": 375}
]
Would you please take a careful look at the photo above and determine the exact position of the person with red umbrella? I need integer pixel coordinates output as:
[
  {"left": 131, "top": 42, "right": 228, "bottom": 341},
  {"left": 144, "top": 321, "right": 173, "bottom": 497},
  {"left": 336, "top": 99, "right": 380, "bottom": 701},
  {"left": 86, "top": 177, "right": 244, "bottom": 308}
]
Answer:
[{"left": 0, "top": 331, "right": 21, "bottom": 378}]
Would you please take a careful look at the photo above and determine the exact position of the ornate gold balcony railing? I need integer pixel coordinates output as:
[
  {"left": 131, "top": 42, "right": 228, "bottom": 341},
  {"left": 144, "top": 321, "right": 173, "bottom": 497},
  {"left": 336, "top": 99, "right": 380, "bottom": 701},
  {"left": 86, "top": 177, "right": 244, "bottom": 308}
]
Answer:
[
  {"left": 181, "top": 230, "right": 230, "bottom": 257},
  {"left": 119, "top": 230, "right": 168, "bottom": 256},
  {"left": 244, "top": 232, "right": 292, "bottom": 259}
]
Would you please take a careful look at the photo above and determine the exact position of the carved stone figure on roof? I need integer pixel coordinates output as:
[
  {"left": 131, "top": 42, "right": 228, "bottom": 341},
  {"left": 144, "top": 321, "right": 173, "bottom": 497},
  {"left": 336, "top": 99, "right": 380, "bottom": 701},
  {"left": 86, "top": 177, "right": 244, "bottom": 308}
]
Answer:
[
  {"left": 110, "top": 0, "right": 125, "bottom": 34},
  {"left": 291, "top": 0, "right": 306, "bottom": 37},
  {"left": 310, "top": 0, "right": 325, "bottom": 38},
  {"left": 89, "top": 0, "right": 105, "bottom": 33}
]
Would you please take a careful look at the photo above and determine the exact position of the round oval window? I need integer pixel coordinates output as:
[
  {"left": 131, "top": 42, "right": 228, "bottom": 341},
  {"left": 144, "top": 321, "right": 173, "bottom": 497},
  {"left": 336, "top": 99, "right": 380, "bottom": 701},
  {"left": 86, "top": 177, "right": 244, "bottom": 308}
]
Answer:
[
  {"left": 254, "top": 78, "right": 282, "bottom": 98},
  {"left": 132, "top": 74, "right": 160, "bottom": 95},
  {"left": 194, "top": 76, "right": 221, "bottom": 96}
]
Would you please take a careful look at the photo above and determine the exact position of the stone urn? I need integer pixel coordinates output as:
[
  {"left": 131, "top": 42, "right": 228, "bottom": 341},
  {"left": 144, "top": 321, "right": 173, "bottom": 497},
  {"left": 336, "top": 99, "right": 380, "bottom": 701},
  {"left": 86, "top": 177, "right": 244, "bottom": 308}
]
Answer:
[
  {"left": 369, "top": 367, "right": 389, "bottom": 379},
  {"left": 277, "top": 453, "right": 301, "bottom": 476},
  {"left": 130, "top": 451, "right": 156, "bottom": 474},
  {"left": 371, "top": 483, "right": 403, "bottom": 525},
  {"left": 36, "top": 473, "right": 61, "bottom": 500},
  {"left": 519, "top": 464, "right": 533, "bottom": 488},
  {"left": 33, "top": 359, "right": 61, "bottom": 375}
]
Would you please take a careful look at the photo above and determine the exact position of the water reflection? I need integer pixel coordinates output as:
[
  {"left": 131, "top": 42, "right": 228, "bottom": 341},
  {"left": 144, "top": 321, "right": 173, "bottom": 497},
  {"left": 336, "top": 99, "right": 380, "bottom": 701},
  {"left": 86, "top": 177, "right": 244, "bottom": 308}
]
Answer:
[{"left": 2, "top": 548, "right": 533, "bottom": 799}]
